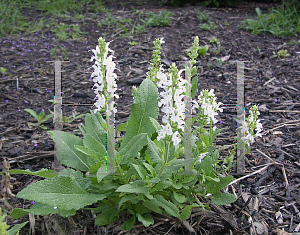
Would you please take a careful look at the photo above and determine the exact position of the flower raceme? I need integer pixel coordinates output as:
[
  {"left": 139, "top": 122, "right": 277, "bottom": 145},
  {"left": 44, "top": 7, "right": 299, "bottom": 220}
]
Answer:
[
  {"left": 195, "top": 89, "right": 223, "bottom": 125},
  {"left": 90, "top": 37, "right": 119, "bottom": 114},
  {"left": 241, "top": 105, "right": 262, "bottom": 146},
  {"left": 156, "top": 64, "right": 186, "bottom": 146}
]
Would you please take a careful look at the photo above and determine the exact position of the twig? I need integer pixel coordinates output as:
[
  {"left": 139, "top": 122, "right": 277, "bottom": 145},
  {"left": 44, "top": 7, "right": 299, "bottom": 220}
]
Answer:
[
  {"left": 262, "top": 121, "right": 300, "bottom": 135},
  {"left": 264, "top": 77, "right": 276, "bottom": 86},
  {"left": 269, "top": 110, "right": 300, "bottom": 113},
  {"left": 278, "top": 148, "right": 297, "bottom": 160},
  {"left": 282, "top": 165, "right": 289, "bottom": 191},
  {"left": 228, "top": 164, "right": 272, "bottom": 186},
  {"left": 255, "top": 149, "right": 283, "bottom": 165}
]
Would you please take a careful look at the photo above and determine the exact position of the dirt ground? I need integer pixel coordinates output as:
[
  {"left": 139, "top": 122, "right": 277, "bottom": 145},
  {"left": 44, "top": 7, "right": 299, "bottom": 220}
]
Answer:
[{"left": 1, "top": 0, "right": 300, "bottom": 234}]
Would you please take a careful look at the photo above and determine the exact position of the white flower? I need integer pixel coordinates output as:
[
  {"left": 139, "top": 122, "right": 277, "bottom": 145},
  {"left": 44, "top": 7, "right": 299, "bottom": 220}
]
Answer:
[
  {"left": 94, "top": 94, "right": 105, "bottom": 113},
  {"left": 240, "top": 105, "right": 263, "bottom": 146},
  {"left": 157, "top": 122, "right": 173, "bottom": 141},
  {"left": 198, "top": 152, "right": 208, "bottom": 163},
  {"left": 91, "top": 38, "right": 118, "bottom": 114},
  {"left": 197, "top": 89, "right": 223, "bottom": 124},
  {"left": 172, "top": 131, "right": 181, "bottom": 146},
  {"left": 90, "top": 45, "right": 100, "bottom": 62},
  {"left": 156, "top": 66, "right": 186, "bottom": 146}
]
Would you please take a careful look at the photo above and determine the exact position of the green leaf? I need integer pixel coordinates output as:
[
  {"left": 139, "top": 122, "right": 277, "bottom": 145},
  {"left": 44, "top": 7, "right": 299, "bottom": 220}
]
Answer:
[
  {"left": 84, "top": 112, "right": 107, "bottom": 147},
  {"left": 143, "top": 162, "right": 156, "bottom": 177},
  {"left": 117, "top": 122, "right": 127, "bottom": 133},
  {"left": 147, "top": 137, "right": 162, "bottom": 163},
  {"left": 96, "top": 165, "right": 107, "bottom": 183},
  {"left": 7, "top": 222, "right": 28, "bottom": 235},
  {"left": 49, "top": 131, "right": 96, "bottom": 171},
  {"left": 179, "top": 205, "right": 193, "bottom": 221},
  {"left": 198, "top": 155, "right": 212, "bottom": 175},
  {"left": 131, "top": 163, "right": 147, "bottom": 181},
  {"left": 8, "top": 169, "right": 58, "bottom": 178},
  {"left": 74, "top": 145, "right": 105, "bottom": 163},
  {"left": 10, "top": 208, "right": 28, "bottom": 220},
  {"left": 206, "top": 175, "right": 233, "bottom": 194},
  {"left": 118, "top": 194, "right": 137, "bottom": 209},
  {"left": 37, "top": 111, "right": 45, "bottom": 121},
  {"left": 23, "top": 202, "right": 76, "bottom": 218},
  {"left": 59, "top": 169, "right": 91, "bottom": 190},
  {"left": 191, "top": 76, "right": 198, "bottom": 98},
  {"left": 40, "top": 113, "right": 54, "bottom": 123},
  {"left": 24, "top": 108, "right": 38, "bottom": 119},
  {"left": 120, "top": 79, "right": 159, "bottom": 149},
  {"left": 118, "top": 23, "right": 128, "bottom": 34},
  {"left": 154, "top": 194, "right": 179, "bottom": 218},
  {"left": 116, "top": 183, "right": 147, "bottom": 194},
  {"left": 173, "top": 191, "right": 186, "bottom": 204},
  {"left": 211, "top": 192, "right": 236, "bottom": 205},
  {"left": 148, "top": 117, "right": 161, "bottom": 132},
  {"left": 142, "top": 200, "right": 162, "bottom": 214},
  {"left": 137, "top": 213, "right": 154, "bottom": 227},
  {"left": 17, "top": 175, "right": 105, "bottom": 211},
  {"left": 119, "top": 133, "right": 148, "bottom": 161},
  {"left": 121, "top": 215, "right": 135, "bottom": 231},
  {"left": 95, "top": 207, "right": 119, "bottom": 226},
  {"left": 83, "top": 133, "right": 107, "bottom": 158},
  {"left": 151, "top": 180, "right": 173, "bottom": 192}
]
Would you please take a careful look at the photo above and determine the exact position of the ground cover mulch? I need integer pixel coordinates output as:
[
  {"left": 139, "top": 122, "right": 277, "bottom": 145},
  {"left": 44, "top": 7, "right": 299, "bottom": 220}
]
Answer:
[{"left": 1, "top": 0, "right": 300, "bottom": 234}]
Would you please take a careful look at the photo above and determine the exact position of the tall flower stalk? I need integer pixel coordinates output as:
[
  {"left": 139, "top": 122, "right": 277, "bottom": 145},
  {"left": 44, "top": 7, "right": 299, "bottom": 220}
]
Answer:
[
  {"left": 156, "top": 64, "right": 186, "bottom": 146},
  {"left": 90, "top": 37, "right": 118, "bottom": 114},
  {"left": 240, "top": 105, "right": 262, "bottom": 146},
  {"left": 90, "top": 37, "right": 118, "bottom": 173},
  {"left": 147, "top": 38, "right": 164, "bottom": 84}
]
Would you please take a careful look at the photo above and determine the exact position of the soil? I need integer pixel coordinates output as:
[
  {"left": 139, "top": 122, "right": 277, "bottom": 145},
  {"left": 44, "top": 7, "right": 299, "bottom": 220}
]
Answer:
[{"left": 1, "top": 0, "right": 300, "bottom": 234}]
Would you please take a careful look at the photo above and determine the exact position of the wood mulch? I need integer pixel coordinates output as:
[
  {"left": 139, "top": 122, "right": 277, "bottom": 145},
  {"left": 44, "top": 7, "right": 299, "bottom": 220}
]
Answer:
[{"left": 0, "top": 0, "right": 300, "bottom": 234}]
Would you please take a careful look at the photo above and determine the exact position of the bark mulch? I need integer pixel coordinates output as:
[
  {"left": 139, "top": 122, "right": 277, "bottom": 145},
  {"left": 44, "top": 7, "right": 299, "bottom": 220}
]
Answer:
[{"left": 1, "top": 0, "right": 300, "bottom": 234}]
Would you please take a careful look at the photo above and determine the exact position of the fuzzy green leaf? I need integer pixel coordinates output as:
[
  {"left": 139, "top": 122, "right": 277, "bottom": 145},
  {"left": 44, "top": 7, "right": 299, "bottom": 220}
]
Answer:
[
  {"left": 206, "top": 175, "right": 234, "bottom": 194},
  {"left": 173, "top": 191, "right": 186, "bottom": 204},
  {"left": 149, "top": 117, "right": 161, "bottom": 132},
  {"left": 8, "top": 169, "right": 58, "bottom": 178},
  {"left": 147, "top": 137, "right": 162, "bottom": 163},
  {"left": 211, "top": 192, "right": 237, "bottom": 205},
  {"left": 74, "top": 145, "right": 105, "bottom": 163},
  {"left": 179, "top": 205, "right": 193, "bottom": 221},
  {"left": 23, "top": 202, "right": 76, "bottom": 218},
  {"left": 84, "top": 112, "right": 107, "bottom": 147},
  {"left": 49, "top": 131, "right": 96, "bottom": 171},
  {"left": 119, "top": 133, "right": 148, "bottom": 161},
  {"left": 95, "top": 208, "right": 119, "bottom": 226},
  {"left": 116, "top": 183, "right": 147, "bottom": 194},
  {"left": 154, "top": 194, "right": 179, "bottom": 218},
  {"left": 118, "top": 194, "right": 137, "bottom": 209},
  {"left": 83, "top": 133, "right": 107, "bottom": 159},
  {"left": 120, "top": 79, "right": 159, "bottom": 149},
  {"left": 137, "top": 213, "right": 154, "bottom": 227},
  {"left": 10, "top": 208, "right": 28, "bottom": 220},
  {"left": 131, "top": 163, "right": 148, "bottom": 180},
  {"left": 191, "top": 76, "right": 198, "bottom": 98},
  {"left": 121, "top": 215, "right": 135, "bottom": 231},
  {"left": 96, "top": 165, "right": 108, "bottom": 183},
  {"left": 7, "top": 222, "right": 28, "bottom": 235},
  {"left": 24, "top": 109, "right": 38, "bottom": 119},
  {"left": 142, "top": 200, "right": 162, "bottom": 214},
  {"left": 143, "top": 162, "right": 156, "bottom": 177},
  {"left": 17, "top": 175, "right": 105, "bottom": 211}
]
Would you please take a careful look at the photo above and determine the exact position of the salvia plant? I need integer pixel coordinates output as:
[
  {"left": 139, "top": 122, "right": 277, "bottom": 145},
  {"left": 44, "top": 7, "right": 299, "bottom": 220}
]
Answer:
[{"left": 8, "top": 37, "right": 262, "bottom": 232}]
